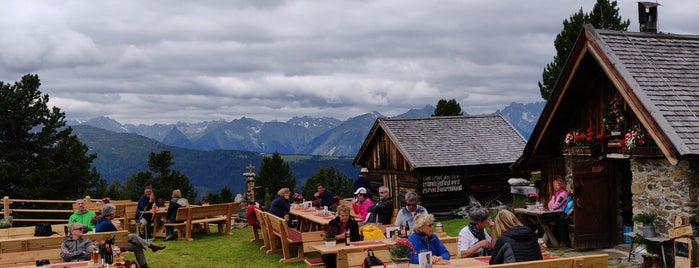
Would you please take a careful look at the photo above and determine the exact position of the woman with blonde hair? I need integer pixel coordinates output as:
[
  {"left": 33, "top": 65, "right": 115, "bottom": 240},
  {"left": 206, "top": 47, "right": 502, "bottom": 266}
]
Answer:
[
  {"left": 489, "top": 210, "right": 542, "bottom": 264},
  {"left": 408, "top": 213, "right": 450, "bottom": 265},
  {"left": 269, "top": 188, "right": 291, "bottom": 219}
]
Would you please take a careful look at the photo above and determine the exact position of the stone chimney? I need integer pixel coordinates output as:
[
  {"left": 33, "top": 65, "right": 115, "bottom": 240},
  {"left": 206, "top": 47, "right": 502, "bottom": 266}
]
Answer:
[{"left": 638, "top": 2, "right": 659, "bottom": 33}]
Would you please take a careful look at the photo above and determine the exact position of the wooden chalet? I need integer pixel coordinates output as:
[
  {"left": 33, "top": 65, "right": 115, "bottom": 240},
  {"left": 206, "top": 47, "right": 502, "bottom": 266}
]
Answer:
[
  {"left": 514, "top": 23, "right": 699, "bottom": 249},
  {"left": 352, "top": 115, "right": 528, "bottom": 214}
]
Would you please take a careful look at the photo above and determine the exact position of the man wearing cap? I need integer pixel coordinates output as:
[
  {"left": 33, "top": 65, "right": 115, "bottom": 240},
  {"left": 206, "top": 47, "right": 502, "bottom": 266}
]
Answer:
[
  {"left": 68, "top": 199, "right": 97, "bottom": 232},
  {"left": 353, "top": 167, "right": 377, "bottom": 196},
  {"left": 394, "top": 191, "right": 428, "bottom": 230},
  {"left": 352, "top": 187, "right": 374, "bottom": 221}
]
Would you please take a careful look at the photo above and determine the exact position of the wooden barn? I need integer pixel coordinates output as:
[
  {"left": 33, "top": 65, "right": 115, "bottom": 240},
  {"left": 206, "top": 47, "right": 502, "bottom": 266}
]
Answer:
[
  {"left": 352, "top": 115, "right": 528, "bottom": 214},
  {"left": 514, "top": 23, "right": 699, "bottom": 249}
]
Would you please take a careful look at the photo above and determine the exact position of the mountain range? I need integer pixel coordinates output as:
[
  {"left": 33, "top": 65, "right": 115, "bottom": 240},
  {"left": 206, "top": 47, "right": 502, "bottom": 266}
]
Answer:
[
  {"left": 69, "top": 101, "right": 545, "bottom": 157},
  {"left": 67, "top": 101, "right": 545, "bottom": 195}
]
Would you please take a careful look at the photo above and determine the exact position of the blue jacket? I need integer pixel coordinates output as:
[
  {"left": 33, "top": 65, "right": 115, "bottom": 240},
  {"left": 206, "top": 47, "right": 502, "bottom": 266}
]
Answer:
[
  {"left": 407, "top": 232, "right": 450, "bottom": 264},
  {"left": 269, "top": 195, "right": 290, "bottom": 219},
  {"left": 95, "top": 217, "right": 118, "bottom": 232},
  {"left": 135, "top": 194, "right": 153, "bottom": 221}
]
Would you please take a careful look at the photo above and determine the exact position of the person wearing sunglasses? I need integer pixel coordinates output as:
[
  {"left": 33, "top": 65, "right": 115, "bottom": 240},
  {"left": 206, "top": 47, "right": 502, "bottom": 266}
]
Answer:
[
  {"left": 365, "top": 186, "right": 393, "bottom": 224},
  {"left": 60, "top": 223, "right": 92, "bottom": 262},
  {"left": 407, "top": 213, "right": 450, "bottom": 265},
  {"left": 394, "top": 191, "right": 428, "bottom": 231}
]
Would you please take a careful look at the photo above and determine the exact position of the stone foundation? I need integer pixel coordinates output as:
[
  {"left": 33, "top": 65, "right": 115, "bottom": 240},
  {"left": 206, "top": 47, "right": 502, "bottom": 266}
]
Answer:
[{"left": 630, "top": 158, "right": 699, "bottom": 234}]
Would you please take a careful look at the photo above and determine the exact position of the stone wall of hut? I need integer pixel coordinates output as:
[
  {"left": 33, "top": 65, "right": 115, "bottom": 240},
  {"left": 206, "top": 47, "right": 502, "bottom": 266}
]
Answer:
[{"left": 630, "top": 158, "right": 699, "bottom": 234}]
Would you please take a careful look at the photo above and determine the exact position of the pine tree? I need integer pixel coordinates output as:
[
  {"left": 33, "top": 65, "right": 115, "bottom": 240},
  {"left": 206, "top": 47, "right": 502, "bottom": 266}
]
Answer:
[
  {"left": 122, "top": 150, "right": 196, "bottom": 202},
  {"left": 255, "top": 152, "right": 296, "bottom": 208},
  {"left": 539, "top": 0, "right": 629, "bottom": 100},
  {"left": 0, "top": 74, "right": 100, "bottom": 199},
  {"left": 302, "top": 166, "right": 352, "bottom": 201},
  {"left": 432, "top": 99, "right": 463, "bottom": 116}
]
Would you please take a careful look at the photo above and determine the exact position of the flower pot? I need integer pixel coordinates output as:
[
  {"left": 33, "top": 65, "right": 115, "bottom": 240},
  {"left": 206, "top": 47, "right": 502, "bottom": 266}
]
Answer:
[
  {"left": 642, "top": 223, "right": 656, "bottom": 238},
  {"left": 325, "top": 240, "right": 335, "bottom": 248},
  {"left": 391, "top": 258, "right": 410, "bottom": 268}
]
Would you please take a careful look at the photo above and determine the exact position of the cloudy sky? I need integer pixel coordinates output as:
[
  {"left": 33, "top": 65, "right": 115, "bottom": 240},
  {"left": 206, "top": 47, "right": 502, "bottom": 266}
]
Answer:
[{"left": 1, "top": 1, "right": 697, "bottom": 124}]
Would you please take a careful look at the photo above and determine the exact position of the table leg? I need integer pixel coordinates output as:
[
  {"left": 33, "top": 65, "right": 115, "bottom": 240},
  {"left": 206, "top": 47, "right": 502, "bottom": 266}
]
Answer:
[
  {"left": 661, "top": 244, "right": 666, "bottom": 268},
  {"left": 537, "top": 215, "right": 559, "bottom": 248}
]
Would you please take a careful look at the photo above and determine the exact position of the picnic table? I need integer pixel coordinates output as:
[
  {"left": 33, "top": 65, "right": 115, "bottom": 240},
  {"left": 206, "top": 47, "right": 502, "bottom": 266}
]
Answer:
[
  {"left": 289, "top": 206, "right": 334, "bottom": 232},
  {"left": 143, "top": 207, "right": 168, "bottom": 238},
  {"left": 514, "top": 208, "right": 563, "bottom": 247}
]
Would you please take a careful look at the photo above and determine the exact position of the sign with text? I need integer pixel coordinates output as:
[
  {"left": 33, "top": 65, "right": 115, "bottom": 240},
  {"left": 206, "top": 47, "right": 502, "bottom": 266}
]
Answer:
[{"left": 421, "top": 175, "right": 463, "bottom": 194}]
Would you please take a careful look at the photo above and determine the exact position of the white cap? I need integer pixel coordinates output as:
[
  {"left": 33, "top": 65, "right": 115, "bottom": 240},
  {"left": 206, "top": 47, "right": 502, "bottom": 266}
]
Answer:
[
  {"left": 354, "top": 187, "right": 367, "bottom": 195},
  {"left": 360, "top": 167, "right": 369, "bottom": 173}
]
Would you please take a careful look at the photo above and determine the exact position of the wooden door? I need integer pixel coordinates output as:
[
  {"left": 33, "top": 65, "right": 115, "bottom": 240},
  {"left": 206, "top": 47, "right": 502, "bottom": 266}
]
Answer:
[{"left": 572, "top": 159, "right": 614, "bottom": 249}]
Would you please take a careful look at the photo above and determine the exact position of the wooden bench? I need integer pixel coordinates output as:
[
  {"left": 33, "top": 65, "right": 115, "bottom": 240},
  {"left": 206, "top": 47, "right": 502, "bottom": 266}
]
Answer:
[
  {"left": 0, "top": 224, "right": 67, "bottom": 240},
  {"left": 265, "top": 212, "right": 304, "bottom": 263},
  {"left": 489, "top": 253, "right": 608, "bottom": 268},
  {"left": 162, "top": 202, "right": 239, "bottom": 241},
  {"left": 254, "top": 209, "right": 271, "bottom": 251},
  {"left": 0, "top": 230, "right": 129, "bottom": 268}
]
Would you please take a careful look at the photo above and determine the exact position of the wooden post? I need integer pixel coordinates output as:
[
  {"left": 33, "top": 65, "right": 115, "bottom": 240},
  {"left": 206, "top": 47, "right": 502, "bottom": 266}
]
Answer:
[{"left": 3, "top": 196, "right": 10, "bottom": 219}]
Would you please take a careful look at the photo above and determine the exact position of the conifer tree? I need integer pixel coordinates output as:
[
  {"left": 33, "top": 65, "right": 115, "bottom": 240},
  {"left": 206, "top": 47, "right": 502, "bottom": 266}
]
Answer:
[
  {"left": 432, "top": 99, "right": 463, "bottom": 116},
  {"left": 0, "top": 74, "right": 100, "bottom": 199},
  {"left": 539, "top": 0, "right": 630, "bottom": 100},
  {"left": 255, "top": 152, "right": 296, "bottom": 208}
]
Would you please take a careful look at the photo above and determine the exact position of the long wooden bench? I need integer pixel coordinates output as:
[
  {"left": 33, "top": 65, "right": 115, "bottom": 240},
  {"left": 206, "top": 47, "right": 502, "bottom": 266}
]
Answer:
[
  {"left": 162, "top": 202, "right": 239, "bottom": 241},
  {"left": 489, "top": 254, "right": 608, "bottom": 268},
  {"left": 265, "top": 212, "right": 304, "bottom": 263},
  {"left": 0, "top": 224, "right": 67, "bottom": 240},
  {"left": 0, "top": 230, "right": 129, "bottom": 268}
]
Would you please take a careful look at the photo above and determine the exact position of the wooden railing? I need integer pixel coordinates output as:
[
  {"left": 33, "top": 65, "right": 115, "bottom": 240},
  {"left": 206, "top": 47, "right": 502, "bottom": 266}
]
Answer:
[{"left": 1, "top": 196, "right": 98, "bottom": 225}]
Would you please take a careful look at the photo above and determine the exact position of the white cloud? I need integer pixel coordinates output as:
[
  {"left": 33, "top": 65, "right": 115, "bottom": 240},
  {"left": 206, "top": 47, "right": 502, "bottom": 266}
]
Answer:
[{"left": 0, "top": 0, "right": 696, "bottom": 124}]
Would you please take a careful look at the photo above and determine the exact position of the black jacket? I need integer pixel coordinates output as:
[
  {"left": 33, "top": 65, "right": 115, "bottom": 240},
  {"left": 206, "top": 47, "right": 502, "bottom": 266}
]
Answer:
[
  {"left": 366, "top": 198, "right": 393, "bottom": 224},
  {"left": 328, "top": 216, "right": 360, "bottom": 242},
  {"left": 489, "top": 226, "right": 543, "bottom": 264}
]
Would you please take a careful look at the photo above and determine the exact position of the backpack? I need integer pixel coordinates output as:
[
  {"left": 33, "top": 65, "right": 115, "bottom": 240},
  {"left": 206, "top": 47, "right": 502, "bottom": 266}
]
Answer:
[{"left": 34, "top": 223, "right": 55, "bottom": 236}]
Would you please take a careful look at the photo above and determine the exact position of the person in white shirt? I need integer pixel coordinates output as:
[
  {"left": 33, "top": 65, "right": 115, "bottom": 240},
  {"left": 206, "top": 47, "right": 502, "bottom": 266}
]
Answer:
[{"left": 458, "top": 207, "right": 496, "bottom": 257}]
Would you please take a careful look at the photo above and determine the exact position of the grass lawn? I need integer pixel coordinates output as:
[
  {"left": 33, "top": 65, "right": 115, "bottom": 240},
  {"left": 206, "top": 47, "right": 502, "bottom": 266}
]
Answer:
[{"left": 131, "top": 217, "right": 471, "bottom": 267}]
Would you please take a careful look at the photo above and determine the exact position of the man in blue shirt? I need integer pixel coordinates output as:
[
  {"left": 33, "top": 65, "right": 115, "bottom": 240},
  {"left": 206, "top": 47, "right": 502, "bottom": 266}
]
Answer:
[
  {"left": 312, "top": 183, "right": 335, "bottom": 208},
  {"left": 135, "top": 186, "right": 156, "bottom": 238}
]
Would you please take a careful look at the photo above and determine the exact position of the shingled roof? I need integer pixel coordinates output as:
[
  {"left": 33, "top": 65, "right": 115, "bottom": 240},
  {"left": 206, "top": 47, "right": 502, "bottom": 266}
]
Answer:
[
  {"left": 591, "top": 27, "right": 699, "bottom": 156},
  {"left": 517, "top": 25, "right": 699, "bottom": 167},
  {"left": 360, "top": 115, "right": 525, "bottom": 169}
]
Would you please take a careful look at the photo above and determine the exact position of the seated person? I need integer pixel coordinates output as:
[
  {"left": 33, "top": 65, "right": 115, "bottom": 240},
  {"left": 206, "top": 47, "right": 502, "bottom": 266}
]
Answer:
[
  {"left": 312, "top": 183, "right": 336, "bottom": 208},
  {"left": 351, "top": 187, "right": 373, "bottom": 222},
  {"left": 321, "top": 205, "right": 361, "bottom": 268},
  {"left": 555, "top": 194, "right": 574, "bottom": 247},
  {"left": 68, "top": 199, "right": 97, "bottom": 232},
  {"left": 135, "top": 186, "right": 156, "bottom": 238},
  {"left": 548, "top": 177, "right": 568, "bottom": 211},
  {"left": 96, "top": 204, "right": 166, "bottom": 268},
  {"left": 394, "top": 191, "right": 428, "bottom": 230},
  {"left": 489, "top": 210, "right": 542, "bottom": 264},
  {"left": 164, "top": 189, "right": 188, "bottom": 241},
  {"left": 458, "top": 207, "right": 495, "bottom": 257},
  {"left": 269, "top": 188, "right": 291, "bottom": 219},
  {"left": 365, "top": 186, "right": 393, "bottom": 224},
  {"left": 408, "top": 214, "right": 450, "bottom": 265},
  {"left": 60, "top": 223, "right": 92, "bottom": 262}
]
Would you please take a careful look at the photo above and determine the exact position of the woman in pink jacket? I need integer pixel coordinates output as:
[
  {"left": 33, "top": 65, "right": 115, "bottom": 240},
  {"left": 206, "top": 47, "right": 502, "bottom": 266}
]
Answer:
[
  {"left": 352, "top": 187, "right": 373, "bottom": 221},
  {"left": 548, "top": 177, "right": 568, "bottom": 211}
]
